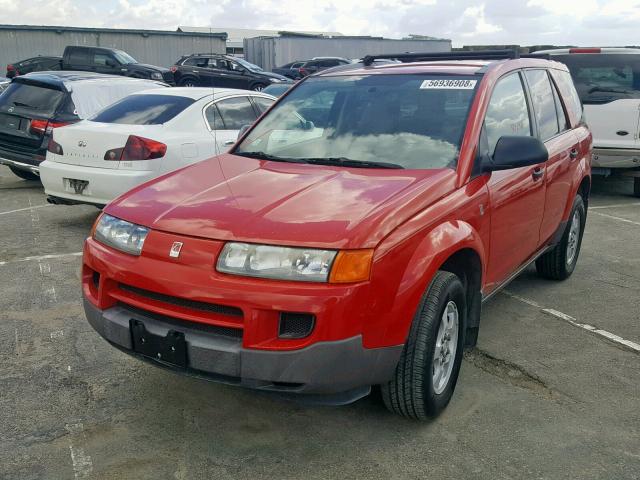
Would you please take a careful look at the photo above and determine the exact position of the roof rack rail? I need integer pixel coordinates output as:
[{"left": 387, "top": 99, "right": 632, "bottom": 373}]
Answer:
[{"left": 362, "top": 49, "right": 520, "bottom": 66}]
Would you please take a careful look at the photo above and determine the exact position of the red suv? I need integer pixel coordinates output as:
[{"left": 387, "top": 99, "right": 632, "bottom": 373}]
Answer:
[{"left": 82, "top": 50, "right": 591, "bottom": 419}]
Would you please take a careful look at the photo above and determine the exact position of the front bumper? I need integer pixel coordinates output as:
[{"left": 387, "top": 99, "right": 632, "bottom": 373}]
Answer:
[{"left": 84, "top": 296, "right": 402, "bottom": 401}]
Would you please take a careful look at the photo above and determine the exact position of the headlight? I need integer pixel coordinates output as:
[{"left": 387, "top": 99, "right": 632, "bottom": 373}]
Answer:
[
  {"left": 269, "top": 78, "right": 282, "bottom": 83},
  {"left": 217, "top": 243, "right": 337, "bottom": 282},
  {"left": 93, "top": 214, "right": 149, "bottom": 256},
  {"left": 150, "top": 72, "right": 163, "bottom": 80}
]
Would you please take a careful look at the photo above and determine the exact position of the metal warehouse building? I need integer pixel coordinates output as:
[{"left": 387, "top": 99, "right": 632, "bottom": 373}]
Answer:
[
  {"left": 0, "top": 25, "right": 227, "bottom": 69},
  {"left": 244, "top": 34, "right": 452, "bottom": 71}
]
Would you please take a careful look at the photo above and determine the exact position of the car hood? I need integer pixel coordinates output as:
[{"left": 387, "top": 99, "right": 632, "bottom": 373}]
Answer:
[
  {"left": 257, "top": 71, "right": 290, "bottom": 81},
  {"left": 105, "top": 154, "right": 456, "bottom": 249},
  {"left": 128, "top": 63, "right": 169, "bottom": 73}
]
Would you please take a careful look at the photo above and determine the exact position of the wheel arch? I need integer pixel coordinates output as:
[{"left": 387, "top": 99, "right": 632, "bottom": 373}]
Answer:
[{"left": 370, "top": 220, "right": 486, "bottom": 349}]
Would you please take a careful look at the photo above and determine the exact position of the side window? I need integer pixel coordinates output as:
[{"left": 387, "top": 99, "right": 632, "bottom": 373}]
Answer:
[
  {"left": 484, "top": 72, "right": 532, "bottom": 154},
  {"left": 67, "top": 49, "right": 91, "bottom": 65},
  {"left": 182, "top": 57, "right": 203, "bottom": 66},
  {"left": 215, "top": 97, "right": 258, "bottom": 130},
  {"left": 205, "top": 104, "right": 224, "bottom": 130},
  {"left": 550, "top": 69, "right": 583, "bottom": 127},
  {"left": 550, "top": 75, "right": 569, "bottom": 132},
  {"left": 320, "top": 60, "right": 339, "bottom": 68},
  {"left": 524, "top": 69, "right": 559, "bottom": 141},
  {"left": 94, "top": 53, "right": 112, "bottom": 66},
  {"left": 252, "top": 96, "right": 275, "bottom": 114}
]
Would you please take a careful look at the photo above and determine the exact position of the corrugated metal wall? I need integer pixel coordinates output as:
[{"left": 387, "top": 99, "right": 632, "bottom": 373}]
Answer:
[
  {"left": 244, "top": 36, "right": 452, "bottom": 70},
  {"left": 0, "top": 26, "right": 227, "bottom": 69}
]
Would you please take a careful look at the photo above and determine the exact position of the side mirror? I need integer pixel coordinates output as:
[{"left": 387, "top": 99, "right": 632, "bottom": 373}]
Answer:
[
  {"left": 237, "top": 124, "right": 251, "bottom": 139},
  {"left": 484, "top": 136, "right": 548, "bottom": 172}
]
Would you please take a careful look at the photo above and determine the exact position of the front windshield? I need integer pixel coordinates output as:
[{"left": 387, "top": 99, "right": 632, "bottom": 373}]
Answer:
[
  {"left": 235, "top": 74, "right": 479, "bottom": 169},
  {"left": 234, "top": 58, "right": 263, "bottom": 72},
  {"left": 555, "top": 53, "right": 640, "bottom": 104},
  {"left": 113, "top": 50, "right": 137, "bottom": 65}
]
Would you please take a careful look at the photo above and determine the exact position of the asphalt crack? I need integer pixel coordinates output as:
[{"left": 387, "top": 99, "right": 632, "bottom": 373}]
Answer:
[{"left": 464, "top": 349, "right": 556, "bottom": 399}]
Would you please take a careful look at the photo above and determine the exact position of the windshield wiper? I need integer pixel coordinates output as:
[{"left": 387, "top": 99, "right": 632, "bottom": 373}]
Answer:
[
  {"left": 235, "top": 151, "right": 310, "bottom": 164},
  {"left": 302, "top": 157, "right": 405, "bottom": 169}
]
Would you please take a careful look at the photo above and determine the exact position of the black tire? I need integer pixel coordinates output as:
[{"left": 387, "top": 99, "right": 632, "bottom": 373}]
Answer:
[
  {"left": 381, "top": 271, "right": 466, "bottom": 420},
  {"left": 536, "top": 194, "right": 586, "bottom": 280},
  {"left": 633, "top": 177, "right": 640, "bottom": 198},
  {"left": 9, "top": 166, "right": 39, "bottom": 181},
  {"left": 178, "top": 78, "right": 197, "bottom": 87},
  {"left": 251, "top": 83, "right": 267, "bottom": 91}
]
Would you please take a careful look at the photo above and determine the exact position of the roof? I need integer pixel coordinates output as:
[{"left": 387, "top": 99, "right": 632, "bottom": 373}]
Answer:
[
  {"left": 0, "top": 24, "right": 227, "bottom": 39},
  {"left": 177, "top": 26, "right": 342, "bottom": 47},
  {"left": 133, "top": 87, "right": 276, "bottom": 101},
  {"left": 17, "top": 71, "right": 166, "bottom": 89},
  {"left": 534, "top": 47, "right": 640, "bottom": 55},
  {"left": 317, "top": 57, "right": 566, "bottom": 77}
]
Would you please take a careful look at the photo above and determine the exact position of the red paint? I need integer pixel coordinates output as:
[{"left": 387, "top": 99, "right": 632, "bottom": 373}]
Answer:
[{"left": 83, "top": 57, "right": 592, "bottom": 352}]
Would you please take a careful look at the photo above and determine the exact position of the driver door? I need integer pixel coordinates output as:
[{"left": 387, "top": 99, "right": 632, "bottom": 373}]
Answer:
[{"left": 484, "top": 71, "right": 547, "bottom": 292}]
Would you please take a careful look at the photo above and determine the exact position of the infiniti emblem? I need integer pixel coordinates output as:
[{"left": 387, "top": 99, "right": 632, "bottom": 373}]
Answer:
[
  {"left": 8, "top": 107, "right": 14, "bottom": 113},
  {"left": 169, "top": 242, "right": 183, "bottom": 258},
  {"left": 78, "top": 140, "right": 87, "bottom": 147}
]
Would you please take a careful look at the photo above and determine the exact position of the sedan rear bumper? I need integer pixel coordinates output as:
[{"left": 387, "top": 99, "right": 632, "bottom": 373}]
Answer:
[
  {"left": 83, "top": 296, "right": 402, "bottom": 402},
  {"left": 40, "top": 160, "right": 156, "bottom": 206}
]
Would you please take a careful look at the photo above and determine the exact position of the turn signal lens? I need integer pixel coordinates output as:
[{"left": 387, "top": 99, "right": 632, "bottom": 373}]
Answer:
[{"left": 329, "top": 249, "right": 374, "bottom": 283}]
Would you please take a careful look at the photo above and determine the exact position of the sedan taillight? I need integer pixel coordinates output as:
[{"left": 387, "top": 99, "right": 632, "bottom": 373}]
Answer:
[
  {"left": 47, "top": 138, "right": 63, "bottom": 155},
  {"left": 104, "top": 135, "right": 167, "bottom": 161}
]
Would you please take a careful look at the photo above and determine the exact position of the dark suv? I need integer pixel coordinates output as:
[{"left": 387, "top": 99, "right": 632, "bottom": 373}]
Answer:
[
  {"left": 298, "top": 57, "right": 351, "bottom": 77},
  {"left": 171, "top": 54, "right": 290, "bottom": 90}
]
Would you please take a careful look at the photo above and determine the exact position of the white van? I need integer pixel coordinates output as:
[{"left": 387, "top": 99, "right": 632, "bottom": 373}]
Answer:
[{"left": 534, "top": 48, "right": 640, "bottom": 197}]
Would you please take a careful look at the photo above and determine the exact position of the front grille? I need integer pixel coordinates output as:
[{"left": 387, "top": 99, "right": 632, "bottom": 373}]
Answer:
[
  {"left": 119, "top": 303, "right": 243, "bottom": 339},
  {"left": 119, "top": 283, "right": 243, "bottom": 318}
]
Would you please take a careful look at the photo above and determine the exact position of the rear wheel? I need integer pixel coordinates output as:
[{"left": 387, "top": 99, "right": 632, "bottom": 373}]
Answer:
[
  {"left": 9, "top": 166, "right": 39, "bottom": 181},
  {"left": 381, "top": 271, "right": 466, "bottom": 420},
  {"left": 536, "top": 194, "right": 586, "bottom": 280},
  {"left": 252, "top": 83, "right": 267, "bottom": 91}
]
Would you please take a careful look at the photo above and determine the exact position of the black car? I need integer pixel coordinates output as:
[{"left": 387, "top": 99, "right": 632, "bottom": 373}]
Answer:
[
  {"left": 171, "top": 54, "right": 290, "bottom": 90},
  {"left": 298, "top": 57, "right": 351, "bottom": 77},
  {"left": 0, "top": 72, "right": 167, "bottom": 180},
  {"left": 6, "top": 56, "right": 62, "bottom": 78},
  {"left": 271, "top": 60, "right": 307, "bottom": 80}
]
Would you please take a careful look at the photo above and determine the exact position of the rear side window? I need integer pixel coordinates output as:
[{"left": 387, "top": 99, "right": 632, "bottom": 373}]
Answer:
[
  {"left": 215, "top": 96, "right": 258, "bottom": 130},
  {"left": 484, "top": 72, "right": 532, "bottom": 154},
  {"left": 67, "top": 49, "right": 91, "bottom": 65},
  {"left": 524, "top": 70, "right": 559, "bottom": 141},
  {"left": 183, "top": 57, "right": 207, "bottom": 67},
  {"left": 0, "top": 82, "right": 64, "bottom": 116},
  {"left": 205, "top": 104, "right": 224, "bottom": 130},
  {"left": 550, "top": 69, "right": 583, "bottom": 127},
  {"left": 252, "top": 96, "right": 275, "bottom": 114},
  {"left": 91, "top": 94, "right": 195, "bottom": 125}
]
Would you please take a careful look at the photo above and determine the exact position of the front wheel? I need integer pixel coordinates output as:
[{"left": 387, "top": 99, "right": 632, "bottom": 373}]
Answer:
[
  {"left": 251, "top": 83, "right": 267, "bottom": 91},
  {"left": 536, "top": 194, "right": 586, "bottom": 280},
  {"left": 179, "top": 78, "right": 197, "bottom": 87},
  {"left": 9, "top": 166, "right": 39, "bottom": 181},
  {"left": 381, "top": 271, "right": 466, "bottom": 420}
]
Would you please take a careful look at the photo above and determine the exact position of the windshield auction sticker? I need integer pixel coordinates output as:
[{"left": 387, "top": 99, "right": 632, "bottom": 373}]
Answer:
[{"left": 420, "top": 79, "right": 477, "bottom": 89}]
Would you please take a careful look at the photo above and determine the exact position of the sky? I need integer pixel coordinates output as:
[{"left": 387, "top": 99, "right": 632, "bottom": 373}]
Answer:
[{"left": 0, "top": 0, "right": 639, "bottom": 47}]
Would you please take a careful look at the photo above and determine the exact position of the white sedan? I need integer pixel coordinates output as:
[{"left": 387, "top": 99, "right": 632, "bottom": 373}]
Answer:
[{"left": 40, "top": 88, "right": 275, "bottom": 206}]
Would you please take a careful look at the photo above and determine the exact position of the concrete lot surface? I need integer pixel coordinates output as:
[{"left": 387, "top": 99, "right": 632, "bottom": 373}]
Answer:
[{"left": 0, "top": 165, "right": 638, "bottom": 479}]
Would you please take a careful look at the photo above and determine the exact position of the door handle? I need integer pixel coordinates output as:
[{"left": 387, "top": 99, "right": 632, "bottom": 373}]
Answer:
[
  {"left": 569, "top": 148, "right": 579, "bottom": 159},
  {"left": 224, "top": 140, "right": 235, "bottom": 146},
  {"left": 532, "top": 166, "right": 544, "bottom": 181}
]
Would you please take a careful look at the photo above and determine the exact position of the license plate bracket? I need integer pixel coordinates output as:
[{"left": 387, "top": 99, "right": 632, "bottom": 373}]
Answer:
[
  {"left": 64, "top": 178, "right": 89, "bottom": 195},
  {"left": 130, "top": 319, "right": 188, "bottom": 368}
]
